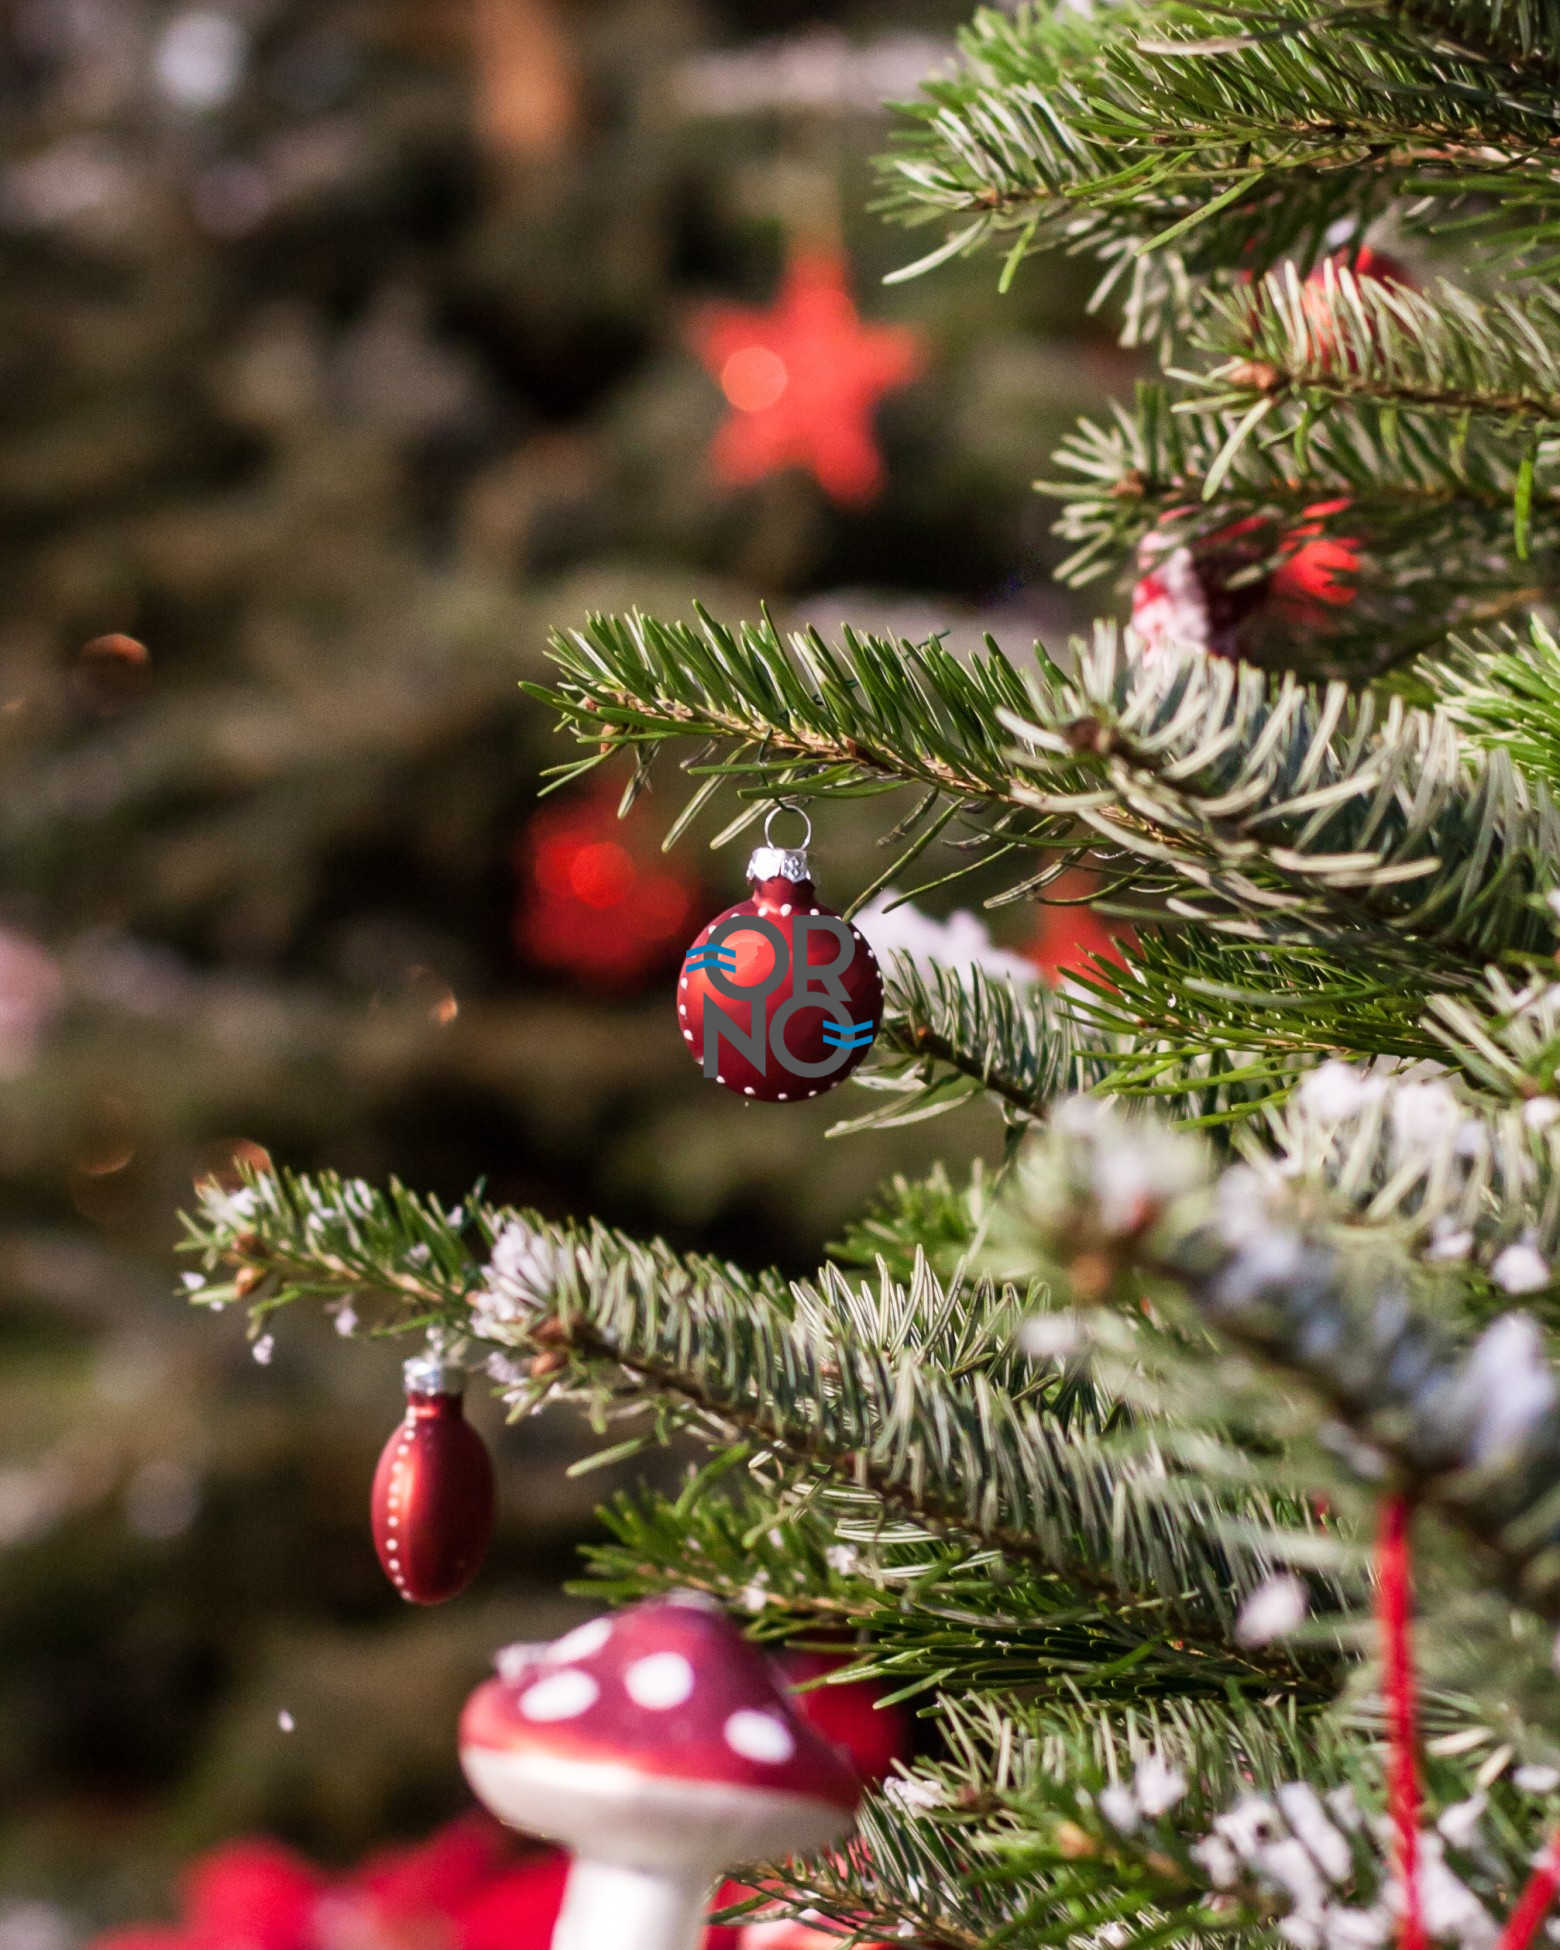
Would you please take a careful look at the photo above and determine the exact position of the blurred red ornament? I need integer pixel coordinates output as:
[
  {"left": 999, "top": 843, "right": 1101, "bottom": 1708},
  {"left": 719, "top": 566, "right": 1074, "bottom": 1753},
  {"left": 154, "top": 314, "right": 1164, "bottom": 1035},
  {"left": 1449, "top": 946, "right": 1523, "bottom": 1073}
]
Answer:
[
  {"left": 780, "top": 1648, "right": 912, "bottom": 1788},
  {"left": 371, "top": 1353, "right": 494, "bottom": 1605},
  {"left": 515, "top": 778, "right": 699, "bottom": 989},
  {"left": 1298, "top": 246, "right": 1413, "bottom": 373},
  {"left": 1024, "top": 871, "right": 1133, "bottom": 987},
  {"left": 88, "top": 1818, "right": 745, "bottom": 1950},
  {"left": 182, "top": 1842, "right": 322, "bottom": 1950},
  {"left": 690, "top": 249, "right": 922, "bottom": 505},
  {"left": 1131, "top": 498, "right": 1359, "bottom": 662},
  {"left": 1272, "top": 496, "right": 1360, "bottom": 622}
]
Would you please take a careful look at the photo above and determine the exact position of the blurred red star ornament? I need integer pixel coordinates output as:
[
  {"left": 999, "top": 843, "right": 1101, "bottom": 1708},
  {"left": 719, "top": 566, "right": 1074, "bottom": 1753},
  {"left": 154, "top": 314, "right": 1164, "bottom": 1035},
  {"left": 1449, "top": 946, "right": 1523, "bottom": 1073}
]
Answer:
[{"left": 691, "top": 249, "right": 922, "bottom": 505}]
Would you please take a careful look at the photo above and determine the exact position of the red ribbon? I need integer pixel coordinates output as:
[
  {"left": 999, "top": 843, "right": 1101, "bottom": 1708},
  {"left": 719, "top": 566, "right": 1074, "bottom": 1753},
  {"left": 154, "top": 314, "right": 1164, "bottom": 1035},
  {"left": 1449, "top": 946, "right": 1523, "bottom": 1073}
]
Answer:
[
  {"left": 1379, "top": 1494, "right": 1424, "bottom": 1950},
  {"left": 1496, "top": 1834, "right": 1560, "bottom": 1950},
  {"left": 1376, "top": 1494, "right": 1560, "bottom": 1950}
]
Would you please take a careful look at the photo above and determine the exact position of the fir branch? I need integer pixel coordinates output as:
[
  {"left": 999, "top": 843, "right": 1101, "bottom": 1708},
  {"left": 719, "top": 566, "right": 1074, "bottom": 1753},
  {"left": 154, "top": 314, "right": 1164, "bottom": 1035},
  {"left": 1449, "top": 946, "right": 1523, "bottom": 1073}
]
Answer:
[
  {"left": 1444, "top": 616, "right": 1560, "bottom": 798},
  {"left": 1073, "top": 930, "right": 1445, "bottom": 1097},
  {"left": 1049, "top": 386, "right": 1558, "bottom": 669},
  {"left": 1005, "top": 634, "right": 1560, "bottom": 977},
  {"left": 1200, "top": 269, "right": 1560, "bottom": 426},
  {"left": 753, "top": 1689, "right": 1540, "bottom": 1950},
  {"left": 997, "top": 1102, "right": 1560, "bottom": 1625},
  {"left": 829, "top": 1162, "right": 994, "bottom": 1281},
  {"left": 580, "top": 1459, "right": 1330, "bottom": 1706},
  {"left": 878, "top": 1, "right": 1560, "bottom": 289},
  {"left": 1254, "top": 1059, "right": 1560, "bottom": 1295},
  {"left": 1424, "top": 967, "right": 1560, "bottom": 1107},
  {"left": 535, "top": 605, "right": 1048, "bottom": 816},
  {"left": 541, "top": 611, "right": 1560, "bottom": 991},
  {"left": 865, "top": 956, "right": 1110, "bottom": 1131},
  {"left": 181, "top": 1166, "right": 1333, "bottom": 1690}
]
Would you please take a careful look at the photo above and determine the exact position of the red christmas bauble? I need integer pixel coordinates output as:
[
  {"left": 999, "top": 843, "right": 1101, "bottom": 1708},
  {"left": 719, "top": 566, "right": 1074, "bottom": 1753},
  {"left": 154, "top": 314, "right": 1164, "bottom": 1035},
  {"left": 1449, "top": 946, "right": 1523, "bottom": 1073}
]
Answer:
[
  {"left": 678, "top": 843, "right": 883, "bottom": 1104},
  {"left": 514, "top": 776, "right": 700, "bottom": 991},
  {"left": 371, "top": 1357, "right": 495, "bottom": 1605},
  {"left": 1299, "top": 246, "right": 1413, "bottom": 373},
  {"left": 1132, "top": 498, "right": 1359, "bottom": 663},
  {"left": 780, "top": 1648, "right": 913, "bottom": 1787}
]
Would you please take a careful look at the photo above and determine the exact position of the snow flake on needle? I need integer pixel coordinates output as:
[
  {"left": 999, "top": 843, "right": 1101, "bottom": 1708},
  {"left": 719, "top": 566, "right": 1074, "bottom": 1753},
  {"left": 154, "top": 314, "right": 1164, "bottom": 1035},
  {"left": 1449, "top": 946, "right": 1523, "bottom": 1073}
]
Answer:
[
  {"left": 1235, "top": 1573, "right": 1308, "bottom": 1648},
  {"left": 470, "top": 1220, "right": 565, "bottom": 1339}
]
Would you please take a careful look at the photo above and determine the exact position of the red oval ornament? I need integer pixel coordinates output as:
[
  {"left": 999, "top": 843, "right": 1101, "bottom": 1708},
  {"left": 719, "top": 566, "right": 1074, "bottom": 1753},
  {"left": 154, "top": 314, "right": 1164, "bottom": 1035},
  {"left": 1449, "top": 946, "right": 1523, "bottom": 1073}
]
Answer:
[{"left": 371, "top": 1368, "right": 495, "bottom": 1605}]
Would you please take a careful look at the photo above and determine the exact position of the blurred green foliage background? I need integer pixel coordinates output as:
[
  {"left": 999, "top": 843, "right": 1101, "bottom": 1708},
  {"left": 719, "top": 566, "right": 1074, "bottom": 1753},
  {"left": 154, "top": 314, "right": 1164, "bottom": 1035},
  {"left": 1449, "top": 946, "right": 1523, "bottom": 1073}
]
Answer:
[{"left": 0, "top": 0, "right": 1123, "bottom": 1931}]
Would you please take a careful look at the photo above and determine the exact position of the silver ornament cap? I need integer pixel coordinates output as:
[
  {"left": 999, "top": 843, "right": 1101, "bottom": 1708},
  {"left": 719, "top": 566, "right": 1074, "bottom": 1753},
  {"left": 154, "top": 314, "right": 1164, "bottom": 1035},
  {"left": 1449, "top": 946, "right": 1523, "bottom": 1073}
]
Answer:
[
  {"left": 747, "top": 843, "right": 811, "bottom": 883},
  {"left": 748, "top": 805, "right": 813, "bottom": 884},
  {"left": 403, "top": 1349, "right": 466, "bottom": 1396}
]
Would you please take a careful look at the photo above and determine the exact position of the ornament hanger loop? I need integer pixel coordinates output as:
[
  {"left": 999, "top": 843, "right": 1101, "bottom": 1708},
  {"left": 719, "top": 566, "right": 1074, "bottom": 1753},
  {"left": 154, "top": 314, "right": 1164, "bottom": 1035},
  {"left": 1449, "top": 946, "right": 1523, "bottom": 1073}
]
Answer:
[{"left": 764, "top": 802, "right": 812, "bottom": 851}]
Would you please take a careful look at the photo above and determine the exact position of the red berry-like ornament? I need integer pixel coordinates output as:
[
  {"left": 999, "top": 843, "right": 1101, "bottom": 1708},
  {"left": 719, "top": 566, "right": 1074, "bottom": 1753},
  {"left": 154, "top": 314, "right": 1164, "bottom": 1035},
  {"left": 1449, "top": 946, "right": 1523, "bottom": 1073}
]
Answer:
[
  {"left": 1132, "top": 499, "right": 1360, "bottom": 664},
  {"left": 371, "top": 1352, "right": 495, "bottom": 1604},
  {"left": 1299, "top": 246, "right": 1413, "bottom": 373},
  {"left": 677, "top": 810, "right": 883, "bottom": 1103}
]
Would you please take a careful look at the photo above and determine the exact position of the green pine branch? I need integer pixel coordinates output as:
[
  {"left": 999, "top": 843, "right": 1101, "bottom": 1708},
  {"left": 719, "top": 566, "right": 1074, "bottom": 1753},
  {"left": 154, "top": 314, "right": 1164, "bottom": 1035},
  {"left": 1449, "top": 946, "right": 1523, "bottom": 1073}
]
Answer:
[
  {"left": 1072, "top": 931, "right": 1444, "bottom": 1099},
  {"left": 878, "top": 1, "right": 1560, "bottom": 293},
  {"left": 180, "top": 1166, "right": 1336, "bottom": 1693},
  {"left": 749, "top": 1687, "right": 1550, "bottom": 1950},
  {"left": 1049, "top": 385, "right": 1555, "bottom": 667},
  {"left": 1005, "top": 634, "right": 1558, "bottom": 975},
  {"left": 580, "top": 1457, "right": 1328, "bottom": 1708},
  {"left": 1445, "top": 616, "right": 1560, "bottom": 798},
  {"left": 1199, "top": 268, "right": 1560, "bottom": 426},
  {"left": 997, "top": 1102, "right": 1560, "bottom": 1624},
  {"left": 1255, "top": 1058, "right": 1560, "bottom": 1299},
  {"left": 865, "top": 957, "right": 1110, "bottom": 1132},
  {"left": 540, "top": 611, "right": 1560, "bottom": 993}
]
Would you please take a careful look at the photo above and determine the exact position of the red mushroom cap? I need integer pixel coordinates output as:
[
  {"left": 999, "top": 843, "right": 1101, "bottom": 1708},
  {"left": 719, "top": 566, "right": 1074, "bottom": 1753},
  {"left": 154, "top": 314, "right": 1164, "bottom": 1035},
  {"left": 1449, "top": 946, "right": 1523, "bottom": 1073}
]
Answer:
[{"left": 462, "top": 1594, "right": 861, "bottom": 1815}]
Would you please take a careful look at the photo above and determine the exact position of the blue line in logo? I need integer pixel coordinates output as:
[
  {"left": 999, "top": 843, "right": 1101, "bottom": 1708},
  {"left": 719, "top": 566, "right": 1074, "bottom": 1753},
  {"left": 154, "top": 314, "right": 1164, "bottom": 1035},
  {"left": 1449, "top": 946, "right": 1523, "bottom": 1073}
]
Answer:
[
  {"left": 684, "top": 945, "right": 737, "bottom": 970},
  {"left": 820, "top": 1020, "right": 876, "bottom": 1048}
]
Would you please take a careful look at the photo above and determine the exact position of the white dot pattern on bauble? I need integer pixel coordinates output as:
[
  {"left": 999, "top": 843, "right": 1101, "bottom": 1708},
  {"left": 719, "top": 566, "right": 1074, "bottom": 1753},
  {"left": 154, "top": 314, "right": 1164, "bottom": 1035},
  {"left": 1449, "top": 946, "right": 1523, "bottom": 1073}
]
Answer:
[
  {"left": 547, "top": 1617, "right": 613, "bottom": 1664},
  {"left": 381, "top": 1428, "right": 415, "bottom": 1594},
  {"left": 519, "top": 1669, "right": 600, "bottom": 1722},
  {"left": 623, "top": 1651, "right": 697, "bottom": 1710},
  {"left": 724, "top": 1708, "right": 796, "bottom": 1765}
]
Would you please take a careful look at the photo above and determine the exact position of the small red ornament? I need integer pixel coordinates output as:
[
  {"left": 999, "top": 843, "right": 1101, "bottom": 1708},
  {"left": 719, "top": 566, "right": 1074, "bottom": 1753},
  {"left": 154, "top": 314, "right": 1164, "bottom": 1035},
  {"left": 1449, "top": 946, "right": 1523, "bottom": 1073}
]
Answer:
[
  {"left": 1131, "top": 499, "right": 1359, "bottom": 663},
  {"left": 515, "top": 776, "right": 700, "bottom": 990},
  {"left": 1024, "top": 868, "right": 1133, "bottom": 988},
  {"left": 690, "top": 248, "right": 922, "bottom": 506},
  {"left": 678, "top": 808, "right": 883, "bottom": 1103},
  {"left": 1298, "top": 245, "right": 1413, "bottom": 373},
  {"left": 779, "top": 1647, "right": 913, "bottom": 1788},
  {"left": 371, "top": 1351, "right": 495, "bottom": 1605},
  {"left": 1271, "top": 496, "right": 1360, "bottom": 623}
]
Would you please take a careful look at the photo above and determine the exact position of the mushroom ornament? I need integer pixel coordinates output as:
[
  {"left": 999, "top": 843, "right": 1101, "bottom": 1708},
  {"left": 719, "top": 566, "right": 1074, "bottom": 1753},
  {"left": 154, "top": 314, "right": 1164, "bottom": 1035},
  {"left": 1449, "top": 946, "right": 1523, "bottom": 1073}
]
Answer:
[{"left": 459, "top": 1592, "right": 864, "bottom": 1950}]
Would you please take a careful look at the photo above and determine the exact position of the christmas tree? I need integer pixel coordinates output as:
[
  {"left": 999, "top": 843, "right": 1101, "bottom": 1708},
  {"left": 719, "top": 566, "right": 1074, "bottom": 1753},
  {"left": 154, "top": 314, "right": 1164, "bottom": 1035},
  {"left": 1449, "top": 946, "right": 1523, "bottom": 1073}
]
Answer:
[
  {"left": 177, "top": 3, "right": 1560, "bottom": 1948},
  {"left": 2, "top": 0, "right": 1126, "bottom": 1924}
]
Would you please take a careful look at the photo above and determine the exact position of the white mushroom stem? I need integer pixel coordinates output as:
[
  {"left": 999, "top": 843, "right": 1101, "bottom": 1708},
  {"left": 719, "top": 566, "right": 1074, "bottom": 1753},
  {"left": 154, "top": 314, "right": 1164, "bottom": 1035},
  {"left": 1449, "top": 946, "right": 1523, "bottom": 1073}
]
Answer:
[{"left": 552, "top": 1856, "right": 713, "bottom": 1950}]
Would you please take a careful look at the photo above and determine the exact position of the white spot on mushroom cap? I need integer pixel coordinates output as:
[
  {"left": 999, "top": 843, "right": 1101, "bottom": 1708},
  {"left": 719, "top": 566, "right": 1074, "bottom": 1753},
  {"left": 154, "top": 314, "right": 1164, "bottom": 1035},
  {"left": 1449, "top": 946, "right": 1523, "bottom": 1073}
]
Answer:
[
  {"left": 495, "top": 1642, "right": 544, "bottom": 1683},
  {"left": 548, "top": 1618, "right": 613, "bottom": 1665},
  {"left": 520, "top": 1669, "right": 599, "bottom": 1722},
  {"left": 724, "top": 1708, "right": 796, "bottom": 1765},
  {"left": 624, "top": 1651, "right": 696, "bottom": 1710}
]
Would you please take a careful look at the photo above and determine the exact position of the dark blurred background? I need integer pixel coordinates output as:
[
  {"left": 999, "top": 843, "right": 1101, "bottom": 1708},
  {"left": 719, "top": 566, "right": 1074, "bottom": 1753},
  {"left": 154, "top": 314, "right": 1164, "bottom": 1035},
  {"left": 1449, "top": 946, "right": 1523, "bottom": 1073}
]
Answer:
[{"left": 0, "top": 0, "right": 1124, "bottom": 1932}]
